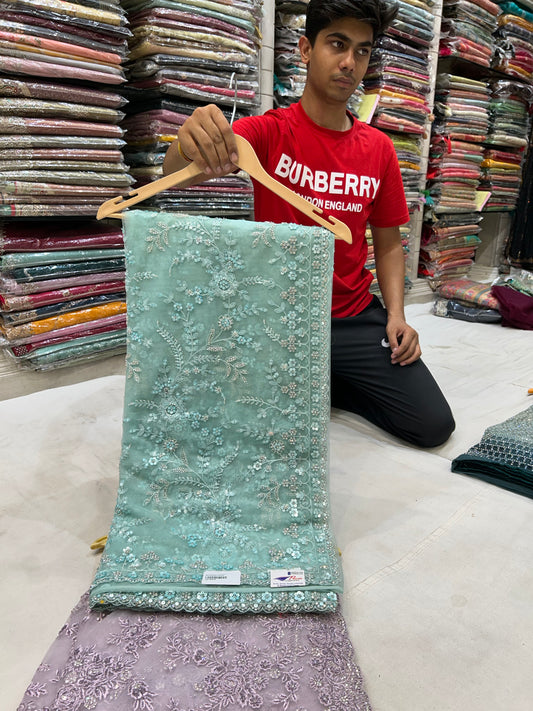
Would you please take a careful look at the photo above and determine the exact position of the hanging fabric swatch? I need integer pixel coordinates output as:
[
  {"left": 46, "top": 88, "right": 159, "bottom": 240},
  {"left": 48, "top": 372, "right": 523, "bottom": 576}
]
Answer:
[{"left": 90, "top": 210, "right": 342, "bottom": 614}]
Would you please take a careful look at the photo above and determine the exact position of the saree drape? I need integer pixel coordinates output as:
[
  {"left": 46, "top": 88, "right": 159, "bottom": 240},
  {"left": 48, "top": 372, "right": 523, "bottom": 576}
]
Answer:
[{"left": 90, "top": 210, "right": 343, "bottom": 614}]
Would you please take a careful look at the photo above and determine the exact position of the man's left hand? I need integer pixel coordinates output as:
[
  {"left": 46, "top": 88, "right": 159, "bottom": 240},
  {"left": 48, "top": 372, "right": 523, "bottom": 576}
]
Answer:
[{"left": 386, "top": 316, "right": 421, "bottom": 366}]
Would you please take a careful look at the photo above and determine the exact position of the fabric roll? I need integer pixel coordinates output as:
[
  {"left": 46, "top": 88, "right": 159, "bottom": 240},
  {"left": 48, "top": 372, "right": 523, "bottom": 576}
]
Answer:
[
  {"left": 90, "top": 210, "right": 342, "bottom": 615},
  {"left": 17, "top": 591, "right": 373, "bottom": 711}
]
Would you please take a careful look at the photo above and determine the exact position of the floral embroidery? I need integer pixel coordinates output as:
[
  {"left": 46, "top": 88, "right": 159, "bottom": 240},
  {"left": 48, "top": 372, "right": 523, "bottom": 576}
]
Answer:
[
  {"left": 90, "top": 212, "right": 341, "bottom": 614},
  {"left": 18, "top": 593, "right": 373, "bottom": 711}
]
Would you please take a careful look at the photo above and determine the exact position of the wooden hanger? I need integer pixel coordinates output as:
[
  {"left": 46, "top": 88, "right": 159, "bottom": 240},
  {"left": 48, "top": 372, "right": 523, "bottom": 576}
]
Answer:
[{"left": 97, "top": 135, "right": 352, "bottom": 243}]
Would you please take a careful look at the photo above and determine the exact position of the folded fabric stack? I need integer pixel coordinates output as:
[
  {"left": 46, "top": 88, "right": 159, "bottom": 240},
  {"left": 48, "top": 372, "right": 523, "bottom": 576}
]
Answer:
[
  {"left": 365, "top": 225, "right": 411, "bottom": 294},
  {"left": 274, "top": 1, "right": 307, "bottom": 108},
  {"left": 120, "top": 0, "right": 261, "bottom": 216},
  {"left": 452, "top": 404, "right": 533, "bottom": 498},
  {"left": 433, "top": 73, "right": 491, "bottom": 150},
  {"left": 479, "top": 80, "right": 533, "bottom": 210},
  {"left": 418, "top": 211, "right": 484, "bottom": 285},
  {"left": 492, "top": 0, "right": 533, "bottom": 81},
  {"left": 0, "top": 220, "right": 127, "bottom": 370},
  {"left": 440, "top": 0, "right": 501, "bottom": 67},
  {"left": 431, "top": 276, "right": 502, "bottom": 321},
  {"left": 420, "top": 72, "right": 490, "bottom": 286},
  {"left": 426, "top": 131, "right": 486, "bottom": 214},
  {"left": 0, "top": 0, "right": 133, "bottom": 217},
  {"left": 491, "top": 269, "right": 533, "bottom": 328},
  {"left": 362, "top": 0, "right": 437, "bottom": 291},
  {"left": 274, "top": 0, "right": 363, "bottom": 114},
  {"left": 365, "top": 16, "right": 434, "bottom": 139}
]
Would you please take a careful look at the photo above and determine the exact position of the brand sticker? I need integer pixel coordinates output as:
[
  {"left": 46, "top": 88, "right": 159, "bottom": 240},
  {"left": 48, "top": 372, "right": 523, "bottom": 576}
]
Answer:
[{"left": 270, "top": 569, "right": 306, "bottom": 588}]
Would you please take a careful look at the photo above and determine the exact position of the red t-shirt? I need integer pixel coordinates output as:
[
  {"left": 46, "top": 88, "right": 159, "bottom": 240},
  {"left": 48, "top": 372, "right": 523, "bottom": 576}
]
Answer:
[{"left": 234, "top": 102, "right": 410, "bottom": 317}]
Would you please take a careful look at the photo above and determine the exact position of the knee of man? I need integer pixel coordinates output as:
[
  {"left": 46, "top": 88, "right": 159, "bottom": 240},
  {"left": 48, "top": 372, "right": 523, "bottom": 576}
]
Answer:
[{"left": 411, "top": 409, "right": 456, "bottom": 449}]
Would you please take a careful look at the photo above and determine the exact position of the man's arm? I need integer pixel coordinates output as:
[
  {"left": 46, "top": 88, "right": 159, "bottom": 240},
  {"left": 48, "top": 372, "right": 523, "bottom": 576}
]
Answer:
[
  {"left": 163, "top": 104, "right": 239, "bottom": 179},
  {"left": 371, "top": 224, "right": 421, "bottom": 366}
]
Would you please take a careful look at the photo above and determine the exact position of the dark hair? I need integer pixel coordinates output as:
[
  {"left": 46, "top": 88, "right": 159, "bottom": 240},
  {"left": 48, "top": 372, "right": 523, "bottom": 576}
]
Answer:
[{"left": 305, "top": 0, "right": 399, "bottom": 44}]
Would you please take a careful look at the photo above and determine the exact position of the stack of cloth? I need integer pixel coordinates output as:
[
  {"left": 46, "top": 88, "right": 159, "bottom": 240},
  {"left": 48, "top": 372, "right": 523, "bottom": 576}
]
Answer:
[
  {"left": 0, "top": 0, "right": 133, "bottom": 217},
  {"left": 273, "top": 0, "right": 363, "bottom": 114},
  {"left": 120, "top": 0, "right": 261, "bottom": 216},
  {"left": 0, "top": 220, "right": 127, "bottom": 370},
  {"left": 492, "top": 0, "right": 533, "bottom": 81},
  {"left": 432, "top": 73, "right": 491, "bottom": 147},
  {"left": 479, "top": 80, "right": 533, "bottom": 211},
  {"left": 365, "top": 24, "right": 433, "bottom": 138},
  {"left": 452, "top": 404, "right": 533, "bottom": 498},
  {"left": 425, "top": 132, "right": 486, "bottom": 214},
  {"left": 439, "top": 0, "right": 501, "bottom": 68},
  {"left": 422, "top": 72, "right": 490, "bottom": 275},
  {"left": 418, "top": 212, "right": 484, "bottom": 285},
  {"left": 363, "top": 0, "right": 437, "bottom": 291},
  {"left": 491, "top": 268, "right": 533, "bottom": 329},
  {"left": 274, "top": 1, "right": 308, "bottom": 108},
  {"left": 365, "top": 225, "right": 411, "bottom": 295},
  {"left": 17, "top": 211, "right": 374, "bottom": 711},
  {"left": 431, "top": 276, "right": 502, "bottom": 322}
]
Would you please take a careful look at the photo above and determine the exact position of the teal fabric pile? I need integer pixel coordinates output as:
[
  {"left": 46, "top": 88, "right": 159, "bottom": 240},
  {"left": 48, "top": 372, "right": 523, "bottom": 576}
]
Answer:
[
  {"left": 90, "top": 210, "right": 343, "bottom": 613},
  {"left": 452, "top": 405, "right": 533, "bottom": 498}
]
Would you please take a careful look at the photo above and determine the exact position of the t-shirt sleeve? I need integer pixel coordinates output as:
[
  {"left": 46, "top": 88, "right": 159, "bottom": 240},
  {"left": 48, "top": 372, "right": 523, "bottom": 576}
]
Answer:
[
  {"left": 232, "top": 114, "right": 271, "bottom": 166},
  {"left": 367, "top": 140, "right": 410, "bottom": 228}
]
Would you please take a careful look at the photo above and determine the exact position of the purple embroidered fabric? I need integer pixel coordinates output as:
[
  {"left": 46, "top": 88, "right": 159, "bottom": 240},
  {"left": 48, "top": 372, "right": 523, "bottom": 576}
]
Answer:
[{"left": 17, "top": 592, "right": 372, "bottom": 711}]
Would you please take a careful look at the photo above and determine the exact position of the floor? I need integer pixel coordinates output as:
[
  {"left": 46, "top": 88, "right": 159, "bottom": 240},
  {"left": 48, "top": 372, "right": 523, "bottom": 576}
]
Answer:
[{"left": 2, "top": 301, "right": 532, "bottom": 711}]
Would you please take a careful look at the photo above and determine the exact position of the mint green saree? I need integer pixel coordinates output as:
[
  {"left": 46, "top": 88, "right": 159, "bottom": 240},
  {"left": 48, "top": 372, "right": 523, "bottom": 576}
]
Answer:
[{"left": 90, "top": 210, "right": 342, "bottom": 613}]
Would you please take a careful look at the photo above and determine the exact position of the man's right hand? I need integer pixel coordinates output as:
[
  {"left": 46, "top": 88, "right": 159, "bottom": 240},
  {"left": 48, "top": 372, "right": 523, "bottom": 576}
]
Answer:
[{"left": 163, "top": 104, "right": 239, "bottom": 177}]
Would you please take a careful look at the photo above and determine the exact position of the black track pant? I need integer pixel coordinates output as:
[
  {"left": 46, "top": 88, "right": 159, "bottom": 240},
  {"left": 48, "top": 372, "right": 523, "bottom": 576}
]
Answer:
[{"left": 331, "top": 297, "right": 455, "bottom": 448}]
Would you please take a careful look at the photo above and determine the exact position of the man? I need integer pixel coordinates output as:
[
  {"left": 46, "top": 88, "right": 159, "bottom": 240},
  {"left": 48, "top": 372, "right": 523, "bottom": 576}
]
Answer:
[{"left": 164, "top": 0, "right": 455, "bottom": 447}]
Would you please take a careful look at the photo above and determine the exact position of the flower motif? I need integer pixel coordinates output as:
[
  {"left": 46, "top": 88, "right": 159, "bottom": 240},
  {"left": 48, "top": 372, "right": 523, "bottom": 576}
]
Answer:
[{"left": 210, "top": 270, "right": 238, "bottom": 299}]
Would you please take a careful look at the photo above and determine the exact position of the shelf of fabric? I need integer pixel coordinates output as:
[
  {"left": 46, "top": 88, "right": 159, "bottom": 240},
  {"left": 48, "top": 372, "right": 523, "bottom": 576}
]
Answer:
[
  {"left": 363, "top": 0, "right": 443, "bottom": 284},
  {"left": 0, "top": 0, "right": 133, "bottom": 371},
  {"left": 0, "top": 0, "right": 133, "bottom": 217},
  {"left": 0, "top": 219, "right": 127, "bottom": 370},
  {"left": 120, "top": 0, "right": 262, "bottom": 218}
]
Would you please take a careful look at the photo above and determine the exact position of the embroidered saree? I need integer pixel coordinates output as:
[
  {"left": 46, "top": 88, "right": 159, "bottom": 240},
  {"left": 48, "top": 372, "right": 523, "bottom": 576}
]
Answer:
[
  {"left": 17, "top": 592, "right": 372, "bottom": 711},
  {"left": 90, "top": 210, "right": 343, "bottom": 614}
]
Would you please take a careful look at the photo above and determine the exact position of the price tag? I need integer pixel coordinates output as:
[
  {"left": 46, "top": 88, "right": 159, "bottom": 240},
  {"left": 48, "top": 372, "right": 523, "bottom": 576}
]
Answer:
[{"left": 201, "top": 570, "right": 241, "bottom": 585}]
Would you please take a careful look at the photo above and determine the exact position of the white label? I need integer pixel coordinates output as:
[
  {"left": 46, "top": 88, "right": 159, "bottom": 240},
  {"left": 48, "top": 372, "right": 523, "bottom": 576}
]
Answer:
[
  {"left": 201, "top": 570, "right": 241, "bottom": 586},
  {"left": 270, "top": 569, "right": 306, "bottom": 588}
]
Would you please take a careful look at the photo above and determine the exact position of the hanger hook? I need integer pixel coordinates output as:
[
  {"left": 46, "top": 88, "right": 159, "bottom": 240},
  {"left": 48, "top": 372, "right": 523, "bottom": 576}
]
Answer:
[{"left": 229, "top": 72, "right": 238, "bottom": 125}]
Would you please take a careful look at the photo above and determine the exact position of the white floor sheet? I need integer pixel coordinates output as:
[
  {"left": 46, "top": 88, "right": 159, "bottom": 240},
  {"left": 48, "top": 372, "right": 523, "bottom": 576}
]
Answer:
[{"left": 2, "top": 302, "right": 532, "bottom": 711}]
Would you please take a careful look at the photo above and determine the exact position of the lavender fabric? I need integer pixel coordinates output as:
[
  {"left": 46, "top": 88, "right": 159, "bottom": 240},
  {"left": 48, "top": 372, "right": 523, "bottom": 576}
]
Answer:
[{"left": 17, "top": 592, "right": 372, "bottom": 711}]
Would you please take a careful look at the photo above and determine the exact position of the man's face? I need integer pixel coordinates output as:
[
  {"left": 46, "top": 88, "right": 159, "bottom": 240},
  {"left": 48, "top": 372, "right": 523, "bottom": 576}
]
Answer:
[{"left": 299, "top": 17, "right": 374, "bottom": 104}]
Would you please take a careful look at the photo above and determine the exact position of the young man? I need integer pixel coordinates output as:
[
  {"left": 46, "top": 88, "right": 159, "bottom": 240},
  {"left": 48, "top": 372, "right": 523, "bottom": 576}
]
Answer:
[{"left": 164, "top": 0, "right": 455, "bottom": 447}]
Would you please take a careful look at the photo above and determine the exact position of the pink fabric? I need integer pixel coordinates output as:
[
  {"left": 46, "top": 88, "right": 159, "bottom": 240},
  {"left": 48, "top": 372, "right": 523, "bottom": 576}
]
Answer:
[{"left": 0, "top": 29, "right": 122, "bottom": 64}]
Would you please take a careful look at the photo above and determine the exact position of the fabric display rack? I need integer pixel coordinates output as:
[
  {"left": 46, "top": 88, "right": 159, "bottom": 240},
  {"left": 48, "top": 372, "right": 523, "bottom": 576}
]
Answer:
[
  {"left": 0, "top": 0, "right": 132, "bottom": 371},
  {"left": 362, "top": 0, "right": 438, "bottom": 291},
  {"left": 120, "top": 0, "right": 261, "bottom": 216},
  {"left": 0, "top": 0, "right": 264, "bottom": 379},
  {"left": 419, "top": 0, "right": 533, "bottom": 325}
]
